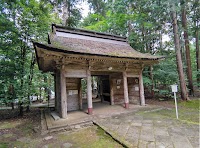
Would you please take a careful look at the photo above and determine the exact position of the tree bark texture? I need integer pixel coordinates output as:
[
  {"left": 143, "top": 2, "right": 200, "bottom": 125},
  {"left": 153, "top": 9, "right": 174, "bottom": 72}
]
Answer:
[
  {"left": 196, "top": 23, "right": 200, "bottom": 86},
  {"left": 194, "top": 0, "right": 200, "bottom": 86},
  {"left": 181, "top": 0, "right": 194, "bottom": 95},
  {"left": 171, "top": 7, "right": 189, "bottom": 100},
  {"left": 62, "top": 0, "right": 69, "bottom": 26}
]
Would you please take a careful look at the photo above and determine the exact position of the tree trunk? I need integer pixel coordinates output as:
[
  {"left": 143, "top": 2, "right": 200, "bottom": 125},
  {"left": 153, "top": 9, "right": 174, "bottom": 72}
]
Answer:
[
  {"left": 11, "top": 102, "right": 14, "bottom": 110},
  {"left": 19, "top": 102, "right": 23, "bottom": 116},
  {"left": 181, "top": 0, "right": 194, "bottom": 95},
  {"left": 26, "top": 53, "right": 35, "bottom": 112},
  {"left": 194, "top": 1, "right": 200, "bottom": 86},
  {"left": 171, "top": 5, "right": 189, "bottom": 100},
  {"left": 62, "top": 0, "right": 69, "bottom": 26},
  {"left": 149, "top": 66, "right": 155, "bottom": 98},
  {"left": 196, "top": 23, "right": 200, "bottom": 86}
]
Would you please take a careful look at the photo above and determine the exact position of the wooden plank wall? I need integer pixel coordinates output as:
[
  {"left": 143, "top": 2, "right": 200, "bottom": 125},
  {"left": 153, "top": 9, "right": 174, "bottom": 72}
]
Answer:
[
  {"left": 110, "top": 73, "right": 140, "bottom": 105},
  {"left": 66, "top": 78, "right": 81, "bottom": 111},
  {"left": 110, "top": 73, "right": 124, "bottom": 104},
  {"left": 128, "top": 77, "right": 140, "bottom": 104}
]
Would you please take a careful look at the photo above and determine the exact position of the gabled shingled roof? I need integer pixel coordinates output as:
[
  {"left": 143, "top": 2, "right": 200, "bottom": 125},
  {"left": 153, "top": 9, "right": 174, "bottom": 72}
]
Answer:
[{"left": 34, "top": 24, "right": 164, "bottom": 61}]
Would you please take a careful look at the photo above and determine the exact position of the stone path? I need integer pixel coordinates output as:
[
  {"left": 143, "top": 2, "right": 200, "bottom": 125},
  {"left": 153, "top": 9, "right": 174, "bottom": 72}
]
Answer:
[{"left": 94, "top": 111, "right": 199, "bottom": 148}]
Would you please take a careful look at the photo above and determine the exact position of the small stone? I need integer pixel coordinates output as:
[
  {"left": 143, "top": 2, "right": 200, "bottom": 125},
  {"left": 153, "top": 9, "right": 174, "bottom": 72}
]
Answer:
[
  {"left": 74, "top": 125, "right": 81, "bottom": 129},
  {"left": 44, "top": 136, "right": 53, "bottom": 141},
  {"left": 63, "top": 143, "right": 73, "bottom": 148}
]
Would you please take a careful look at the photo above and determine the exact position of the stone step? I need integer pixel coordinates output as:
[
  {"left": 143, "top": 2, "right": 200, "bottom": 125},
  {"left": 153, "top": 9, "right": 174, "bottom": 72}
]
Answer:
[{"left": 51, "top": 112, "right": 60, "bottom": 121}]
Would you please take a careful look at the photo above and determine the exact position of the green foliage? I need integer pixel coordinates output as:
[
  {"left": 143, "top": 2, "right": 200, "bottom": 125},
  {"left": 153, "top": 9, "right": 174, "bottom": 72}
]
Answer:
[{"left": 0, "top": 0, "right": 56, "bottom": 107}]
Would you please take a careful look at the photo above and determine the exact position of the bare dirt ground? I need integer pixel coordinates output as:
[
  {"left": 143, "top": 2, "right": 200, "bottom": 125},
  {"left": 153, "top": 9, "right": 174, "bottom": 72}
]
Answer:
[{"left": 0, "top": 108, "right": 123, "bottom": 148}]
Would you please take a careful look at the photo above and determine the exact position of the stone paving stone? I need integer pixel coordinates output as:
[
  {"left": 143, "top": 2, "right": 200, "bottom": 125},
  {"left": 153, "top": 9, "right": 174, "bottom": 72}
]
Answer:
[
  {"left": 187, "top": 136, "right": 200, "bottom": 148},
  {"left": 126, "top": 126, "right": 141, "bottom": 139},
  {"left": 142, "top": 123, "right": 154, "bottom": 127},
  {"left": 138, "top": 140, "right": 148, "bottom": 148},
  {"left": 155, "top": 135, "right": 174, "bottom": 148},
  {"left": 125, "top": 137, "right": 139, "bottom": 147},
  {"left": 95, "top": 108, "right": 198, "bottom": 148},
  {"left": 133, "top": 115, "right": 143, "bottom": 120},
  {"left": 143, "top": 120, "right": 153, "bottom": 124},
  {"left": 131, "top": 122, "right": 142, "bottom": 127},
  {"left": 147, "top": 141, "right": 156, "bottom": 148},
  {"left": 168, "top": 127, "right": 186, "bottom": 136},
  {"left": 116, "top": 123, "right": 130, "bottom": 137},
  {"left": 171, "top": 134, "right": 193, "bottom": 148},
  {"left": 184, "top": 128, "right": 199, "bottom": 137},
  {"left": 154, "top": 120, "right": 168, "bottom": 127},
  {"left": 154, "top": 127, "right": 169, "bottom": 136},
  {"left": 155, "top": 142, "right": 174, "bottom": 148},
  {"left": 140, "top": 127, "right": 155, "bottom": 142},
  {"left": 138, "top": 140, "right": 155, "bottom": 148}
]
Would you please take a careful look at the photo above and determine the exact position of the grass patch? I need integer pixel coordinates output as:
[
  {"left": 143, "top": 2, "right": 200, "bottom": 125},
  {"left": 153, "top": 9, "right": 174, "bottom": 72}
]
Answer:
[
  {"left": 139, "top": 99, "right": 199, "bottom": 124},
  {"left": 57, "top": 126, "right": 123, "bottom": 148},
  {"left": 0, "top": 143, "right": 8, "bottom": 148},
  {"left": 179, "top": 99, "right": 199, "bottom": 109},
  {"left": 0, "top": 121, "right": 22, "bottom": 129}
]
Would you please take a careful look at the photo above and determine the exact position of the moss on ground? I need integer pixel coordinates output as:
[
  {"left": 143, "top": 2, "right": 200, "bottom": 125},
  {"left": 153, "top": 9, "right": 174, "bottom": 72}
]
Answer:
[
  {"left": 57, "top": 126, "right": 123, "bottom": 148},
  {"left": 0, "top": 125, "right": 123, "bottom": 148},
  {"left": 138, "top": 99, "right": 199, "bottom": 124}
]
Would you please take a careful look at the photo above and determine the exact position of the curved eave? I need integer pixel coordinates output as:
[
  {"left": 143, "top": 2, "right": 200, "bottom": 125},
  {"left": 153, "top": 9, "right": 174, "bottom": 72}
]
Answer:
[{"left": 33, "top": 42, "right": 165, "bottom": 62}]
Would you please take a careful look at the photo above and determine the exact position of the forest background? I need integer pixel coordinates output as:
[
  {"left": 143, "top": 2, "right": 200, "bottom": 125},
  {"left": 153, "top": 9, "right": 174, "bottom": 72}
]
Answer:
[{"left": 0, "top": 0, "right": 199, "bottom": 112}]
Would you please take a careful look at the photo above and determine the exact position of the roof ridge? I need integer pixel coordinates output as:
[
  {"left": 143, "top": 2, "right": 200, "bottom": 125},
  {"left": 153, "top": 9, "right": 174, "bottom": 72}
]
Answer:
[{"left": 52, "top": 24, "right": 127, "bottom": 42}]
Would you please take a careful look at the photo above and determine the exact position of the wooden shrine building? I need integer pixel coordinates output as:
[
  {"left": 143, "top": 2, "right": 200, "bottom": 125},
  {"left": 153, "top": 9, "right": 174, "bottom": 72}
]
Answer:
[{"left": 33, "top": 24, "right": 163, "bottom": 118}]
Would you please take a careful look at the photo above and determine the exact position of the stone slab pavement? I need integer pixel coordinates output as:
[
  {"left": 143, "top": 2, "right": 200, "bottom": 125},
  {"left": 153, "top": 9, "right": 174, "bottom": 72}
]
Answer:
[{"left": 94, "top": 110, "right": 199, "bottom": 148}]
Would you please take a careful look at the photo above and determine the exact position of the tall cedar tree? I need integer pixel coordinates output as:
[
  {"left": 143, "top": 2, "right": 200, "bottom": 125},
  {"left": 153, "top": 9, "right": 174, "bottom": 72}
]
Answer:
[
  {"left": 171, "top": 4, "right": 189, "bottom": 100},
  {"left": 181, "top": 0, "right": 194, "bottom": 95}
]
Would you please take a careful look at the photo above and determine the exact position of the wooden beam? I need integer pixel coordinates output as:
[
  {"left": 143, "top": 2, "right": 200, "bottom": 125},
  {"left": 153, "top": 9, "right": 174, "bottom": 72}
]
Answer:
[{"left": 64, "top": 69, "right": 87, "bottom": 78}]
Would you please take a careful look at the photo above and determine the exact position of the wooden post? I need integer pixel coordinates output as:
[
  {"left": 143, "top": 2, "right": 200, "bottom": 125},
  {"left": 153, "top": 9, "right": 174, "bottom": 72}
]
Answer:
[
  {"left": 139, "top": 71, "right": 145, "bottom": 106},
  {"left": 60, "top": 66, "right": 67, "bottom": 118},
  {"left": 109, "top": 75, "right": 114, "bottom": 105},
  {"left": 78, "top": 79, "right": 83, "bottom": 110},
  {"left": 100, "top": 77, "right": 103, "bottom": 103},
  {"left": 87, "top": 70, "right": 93, "bottom": 114},
  {"left": 123, "top": 71, "right": 129, "bottom": 108},
  {"left": 55, "top": 70, "right": 61, "bottom": 112},
  {"left": 54, "top": 74, "right": 57, "bottom": 111}
]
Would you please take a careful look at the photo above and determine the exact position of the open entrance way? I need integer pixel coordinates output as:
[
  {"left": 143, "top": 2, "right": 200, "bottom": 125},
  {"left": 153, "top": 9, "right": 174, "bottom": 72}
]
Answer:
[{"left": 81, "top": 75, "right": 111, "bottom": 112}]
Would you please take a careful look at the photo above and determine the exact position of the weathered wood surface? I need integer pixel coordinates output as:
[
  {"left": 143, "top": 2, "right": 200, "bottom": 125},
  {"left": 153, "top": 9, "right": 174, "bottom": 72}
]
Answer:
[
  {"left": 60, "top": 67, "right": 67, "bottom": 118},
  {"left": 123, "top": 71, "right": 129, "bottom": 108},
  {"left": 139, "top": 72, "right": 145, "bottom": 106},
  {"left": 128, "top": 77, "right": 140, "bottom": 104},
  {"left": 36, "top": 47, "right": 158, "bottom": 73},
  {"left": 87, "top": 70, "right": 93, "bottom": 114},
  {"left": 66, "top": 78, "right": 80, "bottom": 111}
]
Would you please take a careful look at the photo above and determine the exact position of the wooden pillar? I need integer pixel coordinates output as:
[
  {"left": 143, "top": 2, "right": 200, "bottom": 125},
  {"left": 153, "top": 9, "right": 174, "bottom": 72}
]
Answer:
[
  {"left": 123, "top": 71, "right": 129, "bottom": 108},
  {"left": 139, "top": 71, "right": 145, "bottom": 106},
  {"left": 99, "top": 77, "right": 103, "bottom": 102},
  {"left": 87, "top": 70, "right": 93, "bottom": 114},
  {"left": 78, "top": 79, "right": 83, "bottom": 110},
  {"left": 55, "top": 70, "right": 61, "bottom": 112},
  {"left": 54, "top": 74, "right": 57, "bottom": 111},
  {"left": 109, "top": 75, "right": 114, "bottom": 105},
  {"left": 60, "top": 66, "right": 67, "bottom": 118}
]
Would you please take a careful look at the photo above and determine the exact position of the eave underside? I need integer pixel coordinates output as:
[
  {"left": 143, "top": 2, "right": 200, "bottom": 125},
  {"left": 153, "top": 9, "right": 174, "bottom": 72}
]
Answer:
[{"left": 34, "top": 43, "right": 161, "bottom": 73}]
